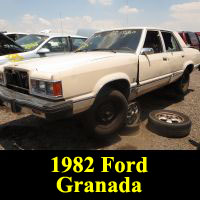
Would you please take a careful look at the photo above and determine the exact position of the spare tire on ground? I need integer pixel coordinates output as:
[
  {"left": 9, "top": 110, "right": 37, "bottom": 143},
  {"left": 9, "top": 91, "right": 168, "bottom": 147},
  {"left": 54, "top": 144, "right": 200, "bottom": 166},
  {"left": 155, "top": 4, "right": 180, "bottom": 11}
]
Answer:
[{"left": 148, "top": 110, "right": 192, "bottom": 138}]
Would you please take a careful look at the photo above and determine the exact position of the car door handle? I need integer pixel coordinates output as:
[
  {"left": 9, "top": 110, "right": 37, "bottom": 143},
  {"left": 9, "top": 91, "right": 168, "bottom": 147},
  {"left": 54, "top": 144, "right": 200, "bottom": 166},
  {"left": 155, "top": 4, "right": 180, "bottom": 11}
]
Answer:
[{"left": 163, "top": 57, "right": 168, "bottom": 61}]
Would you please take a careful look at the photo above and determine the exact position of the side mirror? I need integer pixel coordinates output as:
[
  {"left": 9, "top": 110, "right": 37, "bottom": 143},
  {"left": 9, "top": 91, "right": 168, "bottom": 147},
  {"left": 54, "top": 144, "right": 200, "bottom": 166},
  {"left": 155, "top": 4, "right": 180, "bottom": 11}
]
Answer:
[
  {"left": 141, "top": 48, "right": 154, "bottom": 55},
  {"left": 37, "top": 48, "right": 50, "bottom": 55}
]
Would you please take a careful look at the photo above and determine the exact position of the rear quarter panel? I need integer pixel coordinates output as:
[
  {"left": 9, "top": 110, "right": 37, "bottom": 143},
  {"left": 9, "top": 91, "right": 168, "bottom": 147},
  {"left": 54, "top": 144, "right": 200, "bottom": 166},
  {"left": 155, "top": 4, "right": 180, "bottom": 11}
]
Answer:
[{"left": 183, "top": 48, "right": 200, "bottom": 69}]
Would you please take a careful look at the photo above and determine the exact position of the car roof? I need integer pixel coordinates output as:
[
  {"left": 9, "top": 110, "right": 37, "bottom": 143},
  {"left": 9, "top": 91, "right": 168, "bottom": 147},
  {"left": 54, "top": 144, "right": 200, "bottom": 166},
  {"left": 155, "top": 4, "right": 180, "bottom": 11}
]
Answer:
[
  {"left": 40, "top": 33, "right": 87, "bottom": 39},
  {"left": 95, "top": 27, "right": 176, "bottom": 34},
  {"left": 4, "top": 32, "right": 87, "bottom": 39},
  {"left": 179, "top": 31, "right": 196, "bottom": 34},
  {"left": 5, "top": 32, "right": 28, "bottom": 35}
]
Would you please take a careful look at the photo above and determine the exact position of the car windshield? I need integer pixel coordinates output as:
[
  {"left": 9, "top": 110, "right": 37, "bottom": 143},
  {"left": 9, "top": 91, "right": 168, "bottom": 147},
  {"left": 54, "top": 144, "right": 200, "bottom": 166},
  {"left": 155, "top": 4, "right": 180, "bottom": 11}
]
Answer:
[
  {"left": 16, "top": 35, "right": 49, "bottom": 51},
  {"left": 76, "top": 29, "right": 142, "bottom": 53}
]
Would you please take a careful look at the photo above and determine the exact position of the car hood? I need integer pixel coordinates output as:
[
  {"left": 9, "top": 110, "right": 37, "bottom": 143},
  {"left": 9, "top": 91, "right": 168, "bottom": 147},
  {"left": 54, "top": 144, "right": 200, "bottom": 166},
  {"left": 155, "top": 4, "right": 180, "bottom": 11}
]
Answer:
[{"left": 4, "top": 52, "right": 131, "bottom": 73}]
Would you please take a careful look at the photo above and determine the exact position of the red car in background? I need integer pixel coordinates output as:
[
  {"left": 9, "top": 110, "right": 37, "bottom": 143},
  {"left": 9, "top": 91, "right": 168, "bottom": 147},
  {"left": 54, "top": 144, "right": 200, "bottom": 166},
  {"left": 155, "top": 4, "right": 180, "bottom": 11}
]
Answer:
[
  {"left": 196, "top": 32, "right": 200, "bottom": 40},
  {"left": 179, "top": 31, "right": 200, "bottom": 51}
]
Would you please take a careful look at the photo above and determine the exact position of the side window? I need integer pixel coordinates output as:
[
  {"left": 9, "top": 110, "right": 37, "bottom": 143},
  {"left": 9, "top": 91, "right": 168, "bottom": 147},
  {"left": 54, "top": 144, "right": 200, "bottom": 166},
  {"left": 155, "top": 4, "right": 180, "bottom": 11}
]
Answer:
[
  {"left": 143, "top": 31, "right": 163, "bottom": 54},
  {"left": 71, "top": 38, "right": 86, "bottom": 50},
  {"left": 161, "top": 32, "right": 181, "bottom": 52},
  {"left": 43, "top": 37, "right": 70, "bottom": 53}
]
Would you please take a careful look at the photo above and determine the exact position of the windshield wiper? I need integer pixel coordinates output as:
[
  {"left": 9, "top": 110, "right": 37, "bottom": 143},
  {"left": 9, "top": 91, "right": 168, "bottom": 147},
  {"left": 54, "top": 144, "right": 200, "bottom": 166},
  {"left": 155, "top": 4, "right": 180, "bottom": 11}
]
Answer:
[
  {"left": 75, "top": 48, "right": 117, "bottom": 53},
  {"left": 75, "top": 49, "right": 89, "bottom": 53},
  {"left": 90, "top": 48, "right": 116, "bottom": 53}
]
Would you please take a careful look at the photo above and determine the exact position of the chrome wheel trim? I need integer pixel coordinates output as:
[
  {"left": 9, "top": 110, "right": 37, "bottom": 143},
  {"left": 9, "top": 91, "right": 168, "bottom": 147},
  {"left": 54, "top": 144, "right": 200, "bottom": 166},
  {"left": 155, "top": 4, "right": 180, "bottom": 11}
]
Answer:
[
  {"left": 126, "top": 102, "right": 140, "bottom": 126},
  {"left": 155, "top": 112, "right": 184, "bottom": 124}
]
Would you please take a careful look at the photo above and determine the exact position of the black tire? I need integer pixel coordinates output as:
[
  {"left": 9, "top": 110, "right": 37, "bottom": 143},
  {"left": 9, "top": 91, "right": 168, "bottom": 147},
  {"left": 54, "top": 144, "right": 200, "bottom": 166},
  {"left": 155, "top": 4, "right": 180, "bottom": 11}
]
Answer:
[
  {"left": 83, "top": 89, "right": 128, "bottom": 137},
  {"left": 174, "top": 72, "right": 190, "bottom": 95},
  {"left": 126, "top": 101, "right": 141, "bottom": 128},
  {"left": 148, "top": 110, "right": 192, "bottom": 138}
]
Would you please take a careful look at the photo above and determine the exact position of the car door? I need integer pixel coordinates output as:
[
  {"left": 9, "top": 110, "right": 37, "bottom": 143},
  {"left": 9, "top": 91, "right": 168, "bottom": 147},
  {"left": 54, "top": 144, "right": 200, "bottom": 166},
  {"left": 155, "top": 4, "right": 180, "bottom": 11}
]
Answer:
[
  {"left": 160, "top": 31, "right": 185, "bottom": 83},
  {"left": 138, "top": 30, "right": 171, "bottom": 95},
  {"left": 40, "top": 37, "right": 70, "bottom": 57}
]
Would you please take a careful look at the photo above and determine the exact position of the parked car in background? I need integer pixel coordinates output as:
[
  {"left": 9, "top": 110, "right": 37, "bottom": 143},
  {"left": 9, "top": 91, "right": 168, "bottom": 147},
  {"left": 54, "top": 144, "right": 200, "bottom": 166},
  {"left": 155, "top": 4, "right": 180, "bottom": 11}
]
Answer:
[
  {"left": 179, "top": 31, "right": 200, "bottom": 50},
  {"left": 5, "top": 32, "right": 28, "bottom": 41},
  {"left": 0, "top": 27, "right": 199, "bottom": 137},
  {"left": 0, "top": 33, "right": 87, "bottom": 65},
  {"left": 196, "top": 32, "right": 200, "bottom": 40}
]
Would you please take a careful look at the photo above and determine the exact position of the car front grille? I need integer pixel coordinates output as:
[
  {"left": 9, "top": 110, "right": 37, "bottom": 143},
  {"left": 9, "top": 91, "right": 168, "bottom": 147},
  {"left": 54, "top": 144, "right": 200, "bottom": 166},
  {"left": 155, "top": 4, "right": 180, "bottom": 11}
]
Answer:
[{"left": 4, "top": 68, "right": 29, "bottom": 94}]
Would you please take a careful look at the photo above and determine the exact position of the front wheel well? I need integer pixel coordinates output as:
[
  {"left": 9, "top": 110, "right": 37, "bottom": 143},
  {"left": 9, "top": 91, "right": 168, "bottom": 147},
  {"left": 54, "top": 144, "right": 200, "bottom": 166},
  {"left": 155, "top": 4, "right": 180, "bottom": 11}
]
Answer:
[
  {"left": 98, "top": 79, "right": 131, "bottom": 100},
  {"left": 185, "top": 64, "right": 194, "bottom": 74}
]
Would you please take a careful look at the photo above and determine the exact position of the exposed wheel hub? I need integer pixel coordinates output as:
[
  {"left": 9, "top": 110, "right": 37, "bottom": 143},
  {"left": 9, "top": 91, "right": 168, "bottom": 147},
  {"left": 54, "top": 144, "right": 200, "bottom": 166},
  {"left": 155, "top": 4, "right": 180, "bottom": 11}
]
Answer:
[{"left": 97, "top": 103, "right": 116, "bottom": 124}]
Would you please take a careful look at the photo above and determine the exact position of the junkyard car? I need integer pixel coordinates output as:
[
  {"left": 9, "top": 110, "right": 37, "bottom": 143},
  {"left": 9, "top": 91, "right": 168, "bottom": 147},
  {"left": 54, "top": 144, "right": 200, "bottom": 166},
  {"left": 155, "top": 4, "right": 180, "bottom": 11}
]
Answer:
[
  {"left": 0, "top": 27, "right": 200, "bottom": 137},
  {"left": 0, "top": 33, "right": 87, "bottom": 65}
]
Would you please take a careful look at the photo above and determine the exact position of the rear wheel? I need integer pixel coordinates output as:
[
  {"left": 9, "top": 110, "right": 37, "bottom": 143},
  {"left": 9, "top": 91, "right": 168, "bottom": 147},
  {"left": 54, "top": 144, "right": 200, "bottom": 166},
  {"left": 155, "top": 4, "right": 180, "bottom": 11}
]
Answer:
[
  {"left": 174, "top": 72, "right": 190, "bottom": 95},
  {"left": 83, "top": 89, "right": 128, "bottom": 137}
]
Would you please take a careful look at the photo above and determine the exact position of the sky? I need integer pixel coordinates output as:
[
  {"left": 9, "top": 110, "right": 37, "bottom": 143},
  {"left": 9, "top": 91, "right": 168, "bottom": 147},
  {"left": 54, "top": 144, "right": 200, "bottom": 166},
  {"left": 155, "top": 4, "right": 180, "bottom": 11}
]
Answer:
[{"left": 0, "top": 0, "right": 200, "bottom": 34}]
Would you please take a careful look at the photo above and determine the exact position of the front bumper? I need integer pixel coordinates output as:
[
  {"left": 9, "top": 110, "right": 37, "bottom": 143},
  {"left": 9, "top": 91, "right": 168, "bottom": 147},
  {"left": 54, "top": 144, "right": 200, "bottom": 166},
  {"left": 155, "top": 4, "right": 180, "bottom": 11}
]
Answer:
[{"left": 0, "top": 86, "right": 73, "bottom": 120}]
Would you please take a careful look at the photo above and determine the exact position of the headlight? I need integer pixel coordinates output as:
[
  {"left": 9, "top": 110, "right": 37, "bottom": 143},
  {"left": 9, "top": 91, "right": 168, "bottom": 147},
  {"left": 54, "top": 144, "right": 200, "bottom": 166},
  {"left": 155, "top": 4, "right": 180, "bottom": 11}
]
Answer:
[
  {"left": 0, "top": 73, "right": 4, "bottom": 85},
  {"left": 31, "top": 79, "right": 63, "bottom": 98}
]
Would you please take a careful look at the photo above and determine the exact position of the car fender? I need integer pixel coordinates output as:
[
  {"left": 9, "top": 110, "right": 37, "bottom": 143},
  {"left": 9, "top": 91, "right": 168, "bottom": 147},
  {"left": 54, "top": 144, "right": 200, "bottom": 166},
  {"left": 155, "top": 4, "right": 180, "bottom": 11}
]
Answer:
[
  {"left": 93, "top": 72, "right": 131, "bottom": 95},
  {"left": 183, "top": 60, "right": 194, "bottom": 72}
]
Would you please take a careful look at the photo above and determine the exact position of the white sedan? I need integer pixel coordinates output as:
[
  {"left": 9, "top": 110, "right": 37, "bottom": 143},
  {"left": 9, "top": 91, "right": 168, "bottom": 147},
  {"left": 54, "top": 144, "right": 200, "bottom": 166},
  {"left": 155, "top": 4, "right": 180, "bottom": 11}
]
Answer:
[{"left": 0, "top": 33, "right": 87, "bottom": 65}]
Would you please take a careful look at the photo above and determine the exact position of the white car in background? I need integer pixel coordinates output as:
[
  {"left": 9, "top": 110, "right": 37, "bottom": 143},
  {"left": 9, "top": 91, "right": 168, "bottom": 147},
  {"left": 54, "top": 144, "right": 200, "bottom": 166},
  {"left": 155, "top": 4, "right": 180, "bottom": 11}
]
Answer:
[{"left": 0, "top": 33, "right": 87, "bottom": 65}]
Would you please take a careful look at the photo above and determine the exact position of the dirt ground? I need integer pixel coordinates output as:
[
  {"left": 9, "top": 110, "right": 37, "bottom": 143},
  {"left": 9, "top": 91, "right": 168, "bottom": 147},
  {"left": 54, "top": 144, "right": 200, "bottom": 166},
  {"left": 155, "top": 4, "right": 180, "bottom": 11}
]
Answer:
[{"left": 0, "top": 71, "right": 200, "bottom": 150}]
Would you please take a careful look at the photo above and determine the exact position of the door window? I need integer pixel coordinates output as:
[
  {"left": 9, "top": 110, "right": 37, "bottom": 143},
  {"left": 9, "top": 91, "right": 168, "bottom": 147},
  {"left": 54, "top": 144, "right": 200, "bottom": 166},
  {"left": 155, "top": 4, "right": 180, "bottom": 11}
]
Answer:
[
  {"left": 43, "top": 37, "right": 70, "bottom": 53},
  {"left": 161, "top": 32, "right": 181, "bottom": 52},
  {"left": 143, "top": 31, "right": 163, "bottom": 54}
]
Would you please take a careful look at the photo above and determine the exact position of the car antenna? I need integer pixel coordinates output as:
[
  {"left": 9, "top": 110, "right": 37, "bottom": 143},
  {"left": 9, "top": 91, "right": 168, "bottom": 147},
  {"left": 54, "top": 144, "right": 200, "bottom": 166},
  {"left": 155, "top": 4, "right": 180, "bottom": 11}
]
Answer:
[
  {"left": 59, "top": 12, "right": 64, "bottom": 35},
  {"left": 59, "top": 12, "right": 66, "bottom": 53},
  {"left": 126, "top": 0, "right": 129, "bottom": 26}
]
